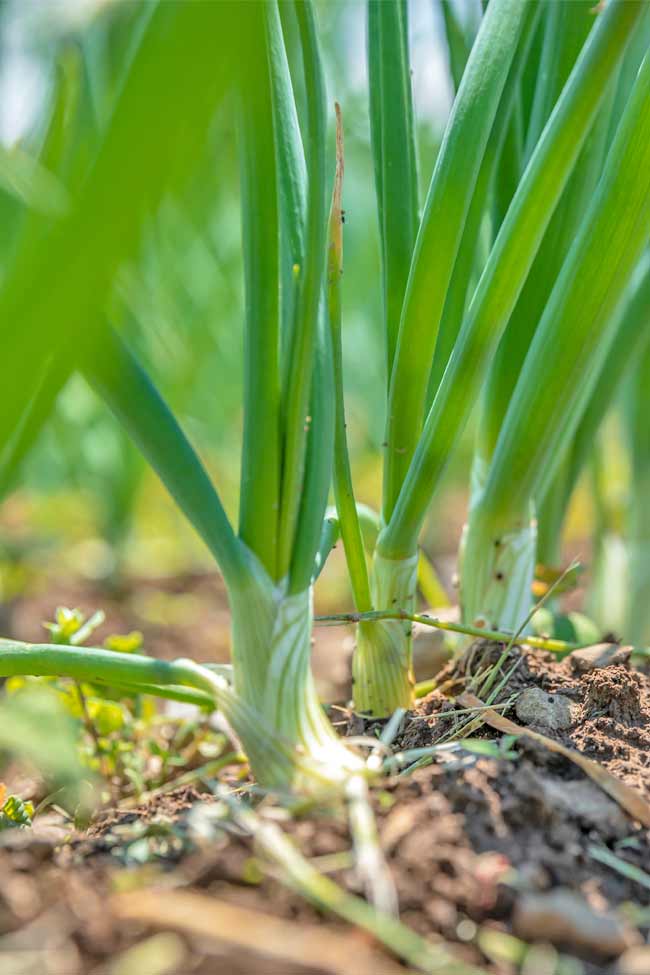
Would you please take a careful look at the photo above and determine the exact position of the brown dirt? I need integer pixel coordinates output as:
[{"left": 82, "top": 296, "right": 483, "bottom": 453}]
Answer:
[
  {"left": 2, "top": 601, "right": 650, "bottom": 973},
  {"left": 404, "top": 642, "right": 650, "bottom": 802}
]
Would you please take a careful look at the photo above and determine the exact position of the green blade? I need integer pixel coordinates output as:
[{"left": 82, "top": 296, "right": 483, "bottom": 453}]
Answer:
[
  {"left": 84, "top": 328, "right": 245, "bottom": 589},
  {"left": 382, "top": 0, "right": 528, "bottom": 521},
  {"left": 427, "top": 3, "right": 540, "bottom": 405},
  {"left": 238, "top": 2, "right": 281, "bottom": 578},
  {"left": 523, "top": 0, "right": 594, "bottom": 164},
  {"left": 440, "top": 0, "right": 475, "bottom": 93},
  {"left": 277, "top": 0, "right": 329, "bottom": 581},
  {"left": 326, "top": 106, "right": 372, "bottom": 612},
  {"left": 290, "top": 316, "right": 336, "bottom": 594},
  {"left": 478, "top": 51, "right": 650, "bottom": 530},
  {"left": 380, "top": 0, "right": 643, "bottom": 560},
  {"left": 368, "top": 0, "right": 419, "bottom": 381}
]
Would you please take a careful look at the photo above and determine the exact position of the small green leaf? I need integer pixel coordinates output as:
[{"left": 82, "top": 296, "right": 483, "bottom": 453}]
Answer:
[
  {"left": 0, "top": 794, "right": 35, "bottom": 830},
  {"left": 87, "top": 698, "right": 126, "bottom": 735},
  {"left": 241, "top": 857, "right": 264, "bottom": 885},
  {"left": 44, "top": 606, "right": 85, "bottom": 643},
  {"left": 104, "top": 631, "right": 144, "bottom": 654},
  {"left": 43, "top": 607, "right": 105, "bottom": 646}
]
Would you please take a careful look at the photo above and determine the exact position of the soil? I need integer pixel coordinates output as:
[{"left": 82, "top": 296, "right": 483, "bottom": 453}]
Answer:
[{"left": 2, "top": 590, "right": 650, "bottom": 974}]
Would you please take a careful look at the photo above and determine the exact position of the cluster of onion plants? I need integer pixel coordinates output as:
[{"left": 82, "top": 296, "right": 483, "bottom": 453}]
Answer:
[
  {"left": 341, "top": 0, "right": 650, "bottom": 714},
  {"left": 460, "top": 1, "right": 650, "bottom": 635},
  {"left": 1, "top": 0, "right": 650, "bottom": 801}
]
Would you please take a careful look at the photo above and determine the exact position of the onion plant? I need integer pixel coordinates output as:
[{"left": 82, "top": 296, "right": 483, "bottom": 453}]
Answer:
[
  {"left": 460, "top": 4, "right": 650, "bottom": 632},
  {"left": 536, "top": 255, "right": 650, "bottom": 574},
  {"left": 330, "top": 0, "right": 647, "bottom": 714},
  {"left": 534, "top": 5, "right": 650, "bottom": 580},
  {"left": 82, "top": 2, "right": 367, "bottom": 791},
  {"left": 0, "top": 1, "right": 366, "bottom": 794}
]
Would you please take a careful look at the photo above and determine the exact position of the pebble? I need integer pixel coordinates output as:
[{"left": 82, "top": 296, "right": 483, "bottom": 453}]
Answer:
[{"left": 515, "top": 686, "right": 574, "bottom": 731}]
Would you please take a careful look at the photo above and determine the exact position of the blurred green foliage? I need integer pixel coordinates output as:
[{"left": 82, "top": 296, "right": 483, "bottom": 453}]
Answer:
[{"left": 0, "top": 0, "right": 461, "bottom": 588}]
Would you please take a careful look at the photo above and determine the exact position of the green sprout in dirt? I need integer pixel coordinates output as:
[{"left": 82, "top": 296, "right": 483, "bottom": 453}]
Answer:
[
  {"left": 3, "top": 608, "right": 234, "bottom": 803},
  {"left": 0, "top": 785, "right": 34, "bottom": 832}
]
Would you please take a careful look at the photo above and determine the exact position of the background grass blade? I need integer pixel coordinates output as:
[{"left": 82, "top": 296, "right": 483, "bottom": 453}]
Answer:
[{"left": 0, "top": 0, "right": 240, "bottom": 453}]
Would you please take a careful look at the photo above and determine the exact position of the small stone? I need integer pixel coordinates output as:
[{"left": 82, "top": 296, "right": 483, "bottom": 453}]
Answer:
[
  {"left": 513, "top": 888, "right": 640, "bottom": 956},
  {"left": 515, "top": 686, "right": 574, "bottom": 731},
  {"left": 618, "top": 945, "right": 650, "bottom": 975},
  {"left": 570, "top": 644, "right": 632, "bottom": 674}
]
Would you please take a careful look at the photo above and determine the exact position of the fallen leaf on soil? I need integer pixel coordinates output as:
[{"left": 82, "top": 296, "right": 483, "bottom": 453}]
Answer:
[
  {"left": 457, "top": 692, "right": 650, "bottom": 827},
  {"left": 111, "top": 889, "right": 414, "bottom": 975},
  {"left": 513, "top": 888, "right": 640, "bottom": 956}
]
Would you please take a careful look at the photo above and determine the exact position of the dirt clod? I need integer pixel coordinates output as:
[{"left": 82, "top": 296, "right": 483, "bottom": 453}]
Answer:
[
  {"left": 581, "top": 667, "right": 644, "bottom": 724},
  {"left": 570, "top": 643, "right": 632, "bottom": 674},
  {"left": 513, "top": 888, "right": 641, "bottom": 957},
  {"left": 511, "top": 768, "right": 629, "bottom": 837}
]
